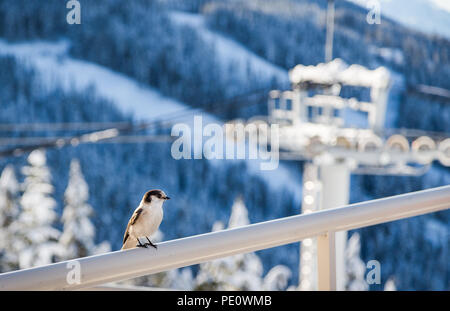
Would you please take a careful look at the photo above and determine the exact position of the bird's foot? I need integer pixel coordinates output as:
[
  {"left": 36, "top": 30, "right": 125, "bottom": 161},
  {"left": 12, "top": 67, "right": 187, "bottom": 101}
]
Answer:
[
  {"left": 145, "top": 236, "right": 158, "bottom": 249},
  {"left": 136, "top": 238, "right": 149, "bottom": 248}
]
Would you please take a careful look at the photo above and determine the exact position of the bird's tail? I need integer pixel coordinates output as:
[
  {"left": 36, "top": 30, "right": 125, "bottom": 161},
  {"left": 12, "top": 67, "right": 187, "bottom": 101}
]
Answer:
[{"left": 121, "top": 238, "right": 135, "bottom": 250}]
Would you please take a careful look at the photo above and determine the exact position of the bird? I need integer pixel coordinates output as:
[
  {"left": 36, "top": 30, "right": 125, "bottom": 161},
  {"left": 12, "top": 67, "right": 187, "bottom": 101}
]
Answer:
[{"left": 121, "top": 189, "right": 170, "bottom": 250}]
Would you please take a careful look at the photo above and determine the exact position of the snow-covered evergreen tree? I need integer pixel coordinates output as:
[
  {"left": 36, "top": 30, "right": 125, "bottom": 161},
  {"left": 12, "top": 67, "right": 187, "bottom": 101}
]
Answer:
[
  {"left": 0, "top": 165, "right": 20, "bottom": 272},
  {"left": 195, "top": 197, "right": 263, "bottom": 290},
  {"left": 14, "top": 149, "right": 63, "bottom": 268},
  {"left": 59, "top": 159, "right": 110, "bottom": 260},
  {"left": 195, "top": 196, "right": 291, "bottom": 290},
  {"left": 345, "top": 232, "right": 369, "bottom": 291},
  {"left": 263, "top": 265, "right": 292, "bottom": 291}
]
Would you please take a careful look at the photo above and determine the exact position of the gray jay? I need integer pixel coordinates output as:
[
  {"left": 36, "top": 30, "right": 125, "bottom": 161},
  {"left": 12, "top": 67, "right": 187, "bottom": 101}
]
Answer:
[{"left": 121, "top": 189, "right": 170, "bottom": 250}]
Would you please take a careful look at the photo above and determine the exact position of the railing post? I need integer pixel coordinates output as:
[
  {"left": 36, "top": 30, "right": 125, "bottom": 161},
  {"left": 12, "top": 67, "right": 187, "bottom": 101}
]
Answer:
[
  {"left": 317, "top": 231, "right": 336, "bottom": 290},
  {"left": 318, "top": 162, "right": 350, "bottom": 291}
]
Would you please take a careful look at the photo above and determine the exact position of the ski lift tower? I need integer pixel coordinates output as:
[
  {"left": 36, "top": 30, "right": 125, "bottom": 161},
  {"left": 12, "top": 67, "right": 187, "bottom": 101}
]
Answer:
[{"left": 266, "top": 59, "right": 450, "bottom": 290}]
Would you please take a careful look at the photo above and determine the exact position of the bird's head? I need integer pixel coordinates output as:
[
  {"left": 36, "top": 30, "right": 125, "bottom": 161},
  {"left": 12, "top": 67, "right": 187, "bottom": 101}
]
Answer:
[{"left": 142, "top": 189, "right": 170, "bottom": 207}]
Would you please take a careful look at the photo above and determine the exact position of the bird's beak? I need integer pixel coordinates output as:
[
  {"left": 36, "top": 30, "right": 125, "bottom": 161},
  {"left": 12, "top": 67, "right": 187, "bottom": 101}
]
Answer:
[{"left": 164, "top": 196, "right": 171, "bottom": 200}]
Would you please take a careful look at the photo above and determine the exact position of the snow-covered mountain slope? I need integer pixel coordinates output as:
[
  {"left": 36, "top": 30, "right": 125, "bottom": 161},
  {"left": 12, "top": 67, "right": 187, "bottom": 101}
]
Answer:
[
  {"left": 346, "top": 0, "right": 450, "bottom": 39},
  {"left": 169, "top": 11, "right": 290, "bottom": 86},
  {"left": 0, "top": 39, "right": 302, "bottom": 201},
  {"left": 384, "top": 71, "right": 406, "bottom": 128},
  {"left": 0, "top": 40, "right": 186, "bottom": 122}
]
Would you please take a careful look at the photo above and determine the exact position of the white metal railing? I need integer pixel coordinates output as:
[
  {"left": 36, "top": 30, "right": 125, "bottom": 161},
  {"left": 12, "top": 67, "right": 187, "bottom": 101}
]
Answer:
[{"left": 0, "top": 185, "right": 449, "bottom": 291}]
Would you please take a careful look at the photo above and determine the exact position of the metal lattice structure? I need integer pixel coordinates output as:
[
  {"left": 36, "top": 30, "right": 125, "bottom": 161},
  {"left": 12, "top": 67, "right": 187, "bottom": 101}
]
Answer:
[{"left": 269, "top": 59, "right": 449, "bottom": 173}]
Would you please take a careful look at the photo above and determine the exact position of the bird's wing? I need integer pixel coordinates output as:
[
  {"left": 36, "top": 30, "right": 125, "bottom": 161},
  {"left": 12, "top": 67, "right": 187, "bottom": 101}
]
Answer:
[{"left": 122, "top": 207, "right": 143, "bottom": 245}]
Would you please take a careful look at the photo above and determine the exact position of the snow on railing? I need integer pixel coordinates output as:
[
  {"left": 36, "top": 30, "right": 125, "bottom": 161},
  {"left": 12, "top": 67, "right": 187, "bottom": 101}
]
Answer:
[{"left": 0, "top": 185, "right": 449, "bottom": 291}]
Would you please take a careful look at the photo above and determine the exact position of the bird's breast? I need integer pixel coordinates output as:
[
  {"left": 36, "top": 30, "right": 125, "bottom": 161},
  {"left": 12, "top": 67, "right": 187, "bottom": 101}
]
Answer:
[
  {"left": 137, "top": 206, "right": 163, "bottom": 236},
  {"left": 147, "top": 206, "right": 163, "bottom": 225}
]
